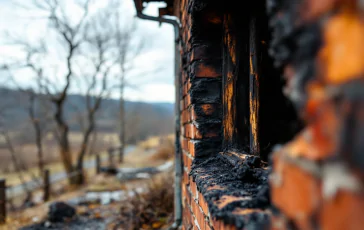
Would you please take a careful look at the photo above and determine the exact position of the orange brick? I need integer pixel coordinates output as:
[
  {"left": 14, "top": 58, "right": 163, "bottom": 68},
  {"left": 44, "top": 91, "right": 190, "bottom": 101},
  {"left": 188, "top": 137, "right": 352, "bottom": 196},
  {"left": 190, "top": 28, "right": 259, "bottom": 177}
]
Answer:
[
  {"left": 185, "top": 94, "right": 191, "bottom": 109},
  {"left": 195, "top": 205, "right": 205, "bottom": 230},
  {"left": 212, "top": 218, "right": 222, "bottom": 229},
  {"left": 190, "top": 45, "right": 221, "bottom": 62},
  {"left": 183, "top": 205, "right": 193, "bottom": 230},
  {"left": 191, "top": 104, "right": 219, "bottom": 121},
  {"left": 271, "top": 151, "right": 321, "bottom": 229},
  {"left": 281, "top": 97, "right": 339, "bottom": 161},
  {"left": 183, "top": 152, "right": 193, "bottom": 172},
  {"left": 180, "top": 98, "right": 185, "bottom": 111},
  {"left": 181, "top": 109, "right": 191, "bottom": 125},
  {"left": 320, "top": 190, "right": 364, "bottom": 230},
  {"left": 184, "top": 123, "right": 219, "bottom": 139},
  {"left": 185, "top": 185, "right": 192, "bottom": 206},
  {"left": 190, "top": 181, "right": 198, "bottom": 200},
  {"left": 183, "top": 169, "right": 190, "bottom": 186},
  {"left": 205, "top": 221, "right": 212, "bottom": 230},
  {"left": 199, "top": 196, "right": 209, "bottom": 216},
  {"left": 181, "top": 138, "right": 189, "bottom": 152},
  {"left": 182, "top": 72, "right": 188, "bottom": 84},
  {"left": 188, "top": 140, "right": 196, "bottom": 157},
  {"left": 191, "top": 61, "right": 222, "bottom": 78},
  {"left": 221, "top": 224, "right": 236, "bottom": 230}
]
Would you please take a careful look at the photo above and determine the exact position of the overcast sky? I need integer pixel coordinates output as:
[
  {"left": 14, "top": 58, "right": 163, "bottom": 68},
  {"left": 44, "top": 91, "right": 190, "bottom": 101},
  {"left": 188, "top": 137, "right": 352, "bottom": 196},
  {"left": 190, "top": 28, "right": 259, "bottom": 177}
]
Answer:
[{"left": 0, "top": 0, "right": 175, "bottom": 103}]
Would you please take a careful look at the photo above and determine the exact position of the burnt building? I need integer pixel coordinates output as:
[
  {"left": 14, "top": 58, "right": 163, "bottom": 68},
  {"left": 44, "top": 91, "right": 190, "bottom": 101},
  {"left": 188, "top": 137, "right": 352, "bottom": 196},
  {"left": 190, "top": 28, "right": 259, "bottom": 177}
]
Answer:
[{"left": 132, "top": 0, "right": 364, "bottom": 229}]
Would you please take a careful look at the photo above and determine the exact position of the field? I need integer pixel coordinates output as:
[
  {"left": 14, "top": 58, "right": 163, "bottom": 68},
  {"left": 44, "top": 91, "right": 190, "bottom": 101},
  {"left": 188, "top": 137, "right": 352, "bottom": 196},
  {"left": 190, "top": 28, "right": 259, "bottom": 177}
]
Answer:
[{"left": 0, "top": 132, "right": 121, "bottom": 187}]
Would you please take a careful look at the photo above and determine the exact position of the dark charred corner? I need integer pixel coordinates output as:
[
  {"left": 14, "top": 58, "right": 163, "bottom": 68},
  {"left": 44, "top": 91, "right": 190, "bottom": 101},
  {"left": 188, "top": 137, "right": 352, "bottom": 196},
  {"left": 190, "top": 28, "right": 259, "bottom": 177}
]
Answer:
[{"left": 221, "top": 0, "right": 303, "bottom": 161}]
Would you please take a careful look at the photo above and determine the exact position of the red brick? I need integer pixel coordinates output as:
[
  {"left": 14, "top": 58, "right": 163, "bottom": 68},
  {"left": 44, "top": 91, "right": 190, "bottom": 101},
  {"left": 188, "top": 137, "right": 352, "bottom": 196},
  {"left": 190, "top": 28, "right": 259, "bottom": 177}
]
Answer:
[
  {"left": 280, "top": 99, "right": 339, "bottom": 161},
  {"left": 190, "top": 181, "right": 198, "bottom": 200},
  {"left": 191, "top": 104, "right": 219, "bottom": 121},
  {"left": 199, "top": 196, "right": 209, "bottom": 216},
  {"left": 183, "top": 205, "right": 193, "bottom": 230},
  {"left": 183, "top": 169, "right": 190, "bottom": 186},
  {"left": 185, "top": 185, "right": 192, "bottom": 206},
  {"left": 195, "top": 204, "right": 205, "bottom": 230},
  {"left": 183, "top": 152, "right": 193, "bottom": 172},
  {"left": 180, "top": 98, "right": 185, "bottom": 111},
  {"left": 185, "top": 94, "right": 191, "bottom": 109},
  {"left": 212, "top": 218, "right": 222, "bottom": 230},
  {"left": 181, "top": 138, "right": 189, "bottom": 152},
  {"left": 183, "top": 83, "right": 188, "bottom": 97},
  {"left": 271, "top": 151, "right": 321, "bottom": 229},
  {"left": 191, "top": 61, "right": 222, "bottom": 78},
  {"left": 181, "top": 109, "right": 191, "bottom": 125},
  {"left": 190, "top": 46, "right": 221, "bottom": 62},
  {"left": 188, "top": 140, "right": 196, "bottom": 157},
  {"left": 187, "top": 139, "right": 221, "bottom": 158},
  {"left": 182, "top": 72, "right": 188, "bottom": 84},
  {"left": 205, "top": 221, "right": 212, "bottom": 230},
  {"left": 184, "top": 123, "right": 219, "bottom": 139},
  {"left": 320, "top": 190, "right": 364, "bottom": 230},
  {"left": 191, "top": 200, "right": 199, "bottom": 220}
]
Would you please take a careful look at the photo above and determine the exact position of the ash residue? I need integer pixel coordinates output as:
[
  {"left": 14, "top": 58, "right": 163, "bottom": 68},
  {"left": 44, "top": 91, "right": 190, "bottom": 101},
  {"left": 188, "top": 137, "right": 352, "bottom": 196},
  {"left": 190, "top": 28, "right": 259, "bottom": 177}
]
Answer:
[
  {"left": 190, "top": 154, "right": 271, "bottom": 229},
  {"left": 267, "top": 0, "right": 322, "bottom": 111}
]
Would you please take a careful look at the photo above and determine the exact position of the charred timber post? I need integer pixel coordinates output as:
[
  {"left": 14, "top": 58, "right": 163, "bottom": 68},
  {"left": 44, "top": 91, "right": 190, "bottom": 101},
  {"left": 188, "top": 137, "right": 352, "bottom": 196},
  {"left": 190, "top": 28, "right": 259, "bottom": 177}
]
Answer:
[
  {"left": 0, "top": 179, "right": 5, "bottom": 224},
  {"left": 43, "top": 169, "right": 50, "bottom": 202},
  {"left": 249, "top": 15, "right": 260, "bottom": 156}
]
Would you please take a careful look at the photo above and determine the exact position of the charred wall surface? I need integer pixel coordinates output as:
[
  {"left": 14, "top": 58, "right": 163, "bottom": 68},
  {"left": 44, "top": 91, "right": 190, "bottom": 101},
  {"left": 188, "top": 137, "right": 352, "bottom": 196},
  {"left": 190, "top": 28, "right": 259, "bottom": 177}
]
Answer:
[
  {"left": 178, "top": 0, "right": 275, "bottom": 229},
  {"left": 268, "top": 0, "right": 364, "bottom": 229},
  {"left": 176, "top": 0, "right": 364, "bottom": 229}
]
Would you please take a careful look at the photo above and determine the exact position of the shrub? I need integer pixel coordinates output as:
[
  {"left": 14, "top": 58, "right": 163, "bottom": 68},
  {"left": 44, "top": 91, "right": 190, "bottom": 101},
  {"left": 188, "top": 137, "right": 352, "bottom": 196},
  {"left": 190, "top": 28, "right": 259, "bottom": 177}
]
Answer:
[{"left": 112, "top": 173, "right": 174, "bottom": 230}]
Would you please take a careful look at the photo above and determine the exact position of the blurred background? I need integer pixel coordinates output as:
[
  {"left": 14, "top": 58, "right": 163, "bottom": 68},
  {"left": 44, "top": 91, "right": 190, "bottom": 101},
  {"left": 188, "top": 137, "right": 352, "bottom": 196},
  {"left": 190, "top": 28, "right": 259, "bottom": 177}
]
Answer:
[{"left": 0, "top": 0, "right": 177, "bottom": 229}]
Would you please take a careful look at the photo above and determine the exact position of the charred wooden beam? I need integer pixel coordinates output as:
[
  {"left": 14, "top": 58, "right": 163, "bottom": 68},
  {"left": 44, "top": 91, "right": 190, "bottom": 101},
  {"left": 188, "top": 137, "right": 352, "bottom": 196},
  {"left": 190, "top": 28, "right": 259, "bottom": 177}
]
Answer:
[
  {"left": 249, "top": 15, "right": 260, "bottom": 156},
  {"left": 222, "top": 13, "right": 237, "bottom": 148}
]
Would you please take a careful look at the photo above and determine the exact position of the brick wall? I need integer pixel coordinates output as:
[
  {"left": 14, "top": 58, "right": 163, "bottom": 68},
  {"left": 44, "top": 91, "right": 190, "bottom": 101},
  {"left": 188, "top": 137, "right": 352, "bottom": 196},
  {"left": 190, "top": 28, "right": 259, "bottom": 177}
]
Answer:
[
  {"left": 178, "top": 0, "right": 224, "bottom": 229},
  {"left": 177, "top": 0, "right": 272, "bottom": 229},
  {"left": 268, "top": 1, "right": 364, "bottom": 229},
  {"left": 174, "top": 0, "right": 364, "bottom": 229}
]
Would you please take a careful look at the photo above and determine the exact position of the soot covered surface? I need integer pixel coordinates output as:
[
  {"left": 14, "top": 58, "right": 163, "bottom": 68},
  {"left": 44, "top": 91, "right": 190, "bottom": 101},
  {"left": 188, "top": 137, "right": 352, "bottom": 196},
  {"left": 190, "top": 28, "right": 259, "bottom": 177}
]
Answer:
[{"left": 190, "top": 154, "right": 271, "bottom": 229}]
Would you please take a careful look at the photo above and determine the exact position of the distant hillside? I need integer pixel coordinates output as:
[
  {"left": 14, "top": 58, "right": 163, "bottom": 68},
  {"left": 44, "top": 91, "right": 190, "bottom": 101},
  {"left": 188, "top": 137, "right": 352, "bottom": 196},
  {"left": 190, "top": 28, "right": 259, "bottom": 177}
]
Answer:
[{"left": 0, "top": 87, "right": 174, "bottom": 143}]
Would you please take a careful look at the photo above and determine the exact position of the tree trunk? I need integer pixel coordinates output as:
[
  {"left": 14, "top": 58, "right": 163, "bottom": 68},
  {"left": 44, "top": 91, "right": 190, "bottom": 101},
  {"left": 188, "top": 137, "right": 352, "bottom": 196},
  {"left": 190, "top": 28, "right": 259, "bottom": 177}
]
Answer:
[
  {"left": 119, "top": 70, "right": 125, "bottom": 163},
  {"left": 54, "top": 102, "right": 75, "bottom": 184},
  {"left": 119, "top": 97, "right": 125, "bottom": 163},
  {"left": 34, "top": 123, "right": 44, "bottom": 177},
  {"left": 1, "top": 131, "right": 30, "bottom": 193},
  {"left": 29, "top": 94, "right": 45, "bottom": 177},
  {"left": 75, "top": 111, "right": 96, "bottom": 185}
]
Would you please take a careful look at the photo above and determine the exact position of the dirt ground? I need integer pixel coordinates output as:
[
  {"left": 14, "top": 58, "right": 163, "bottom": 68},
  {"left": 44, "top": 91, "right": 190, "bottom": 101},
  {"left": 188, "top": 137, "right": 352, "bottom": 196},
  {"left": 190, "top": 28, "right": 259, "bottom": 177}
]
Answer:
[{"left": 0, "top": 136, "right": 174, "bottom": 230}]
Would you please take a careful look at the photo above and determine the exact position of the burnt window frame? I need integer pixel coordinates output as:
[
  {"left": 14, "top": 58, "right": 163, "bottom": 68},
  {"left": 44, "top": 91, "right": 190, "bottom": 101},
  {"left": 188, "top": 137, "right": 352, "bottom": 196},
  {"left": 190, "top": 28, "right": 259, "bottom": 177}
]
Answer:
[{"left": 221, "top": 2, "right": 302, "bottom": 162}]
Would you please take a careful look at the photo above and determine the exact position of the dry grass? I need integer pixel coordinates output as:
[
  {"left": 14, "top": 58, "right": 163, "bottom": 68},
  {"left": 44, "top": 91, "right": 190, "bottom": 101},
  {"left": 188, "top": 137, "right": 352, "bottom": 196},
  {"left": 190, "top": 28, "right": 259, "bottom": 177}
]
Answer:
[
  {"left": 139, "top": 134, "right": 174, "bottom": 150},
  {"left": 2, "top": 145, "right": 166, "bottom": 229},
  {"left": 149, "top": 137, "right": 175, "bottom": 161},
  {"left": 0, "top": 132, "right": 120, "bottom": 186},
  {"left": 111, "top": 173, "right": 174, "bottom": 230}
]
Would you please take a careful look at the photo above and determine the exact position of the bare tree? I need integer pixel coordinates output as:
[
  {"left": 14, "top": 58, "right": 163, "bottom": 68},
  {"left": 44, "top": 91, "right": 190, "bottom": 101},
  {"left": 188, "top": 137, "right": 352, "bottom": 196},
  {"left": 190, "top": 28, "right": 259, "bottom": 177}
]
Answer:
[
  {"left": 112, "top": 1, "right": 145, "bottom": 163},
  {"left": 72, "top": 11, "right": 117, "bottom": 183},
  {"left": 1, "top": 63, "right": 52, "bottom": 177},
  {"left": 1, "top": 0, "right": 151, "bottom": 185}
]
